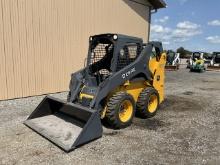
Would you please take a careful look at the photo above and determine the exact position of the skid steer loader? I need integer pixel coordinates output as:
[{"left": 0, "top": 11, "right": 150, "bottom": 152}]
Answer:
[
  {"left": 165, "top": 50, "right": 180, "bottom": 70},
  {"left": 204, "top": 53, "right": 214, "bottom": 65},
  {"left": 188, "top": 52, "right": 206, "bottom": 72},
  {"left": 24, "top": 34, "right": 166, "bottom": 152},
  {"left": 207, "top": 52, "right": 220, "bottom": 70}
]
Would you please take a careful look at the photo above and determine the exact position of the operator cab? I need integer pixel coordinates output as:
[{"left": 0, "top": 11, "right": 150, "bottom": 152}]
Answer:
[
  {"left": 166, "top": 50, "right": 176, "bottom": 65},
  {"left": 204, "top": 53, "right": 213, "bottom": 60},
  {"left": 87, "top": 35, "right": 114, "bottom": 84},
  {"left": 86, "top": 34, "right": 143, "bottom": 86},
  {"left": 192, "top": 52, "right": 203, "bottom": 61},
  {"left": 213, "top": 52, "right": 220, "bottom": 63}
]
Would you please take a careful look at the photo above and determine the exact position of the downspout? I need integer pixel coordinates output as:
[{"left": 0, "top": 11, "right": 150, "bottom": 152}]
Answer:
[{"left": 148, "top": 8, "right": 158, "bottom": 42}]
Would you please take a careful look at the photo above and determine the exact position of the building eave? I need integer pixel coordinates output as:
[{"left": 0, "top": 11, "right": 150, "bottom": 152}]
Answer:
[{"left": 148, "top": 0, "right": 166, "bottom": 9}]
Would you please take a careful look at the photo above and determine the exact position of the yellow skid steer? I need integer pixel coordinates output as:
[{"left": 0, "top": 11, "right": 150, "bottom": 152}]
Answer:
[{"left": 25, "top": 34, "right": 166, "bottom": 152}]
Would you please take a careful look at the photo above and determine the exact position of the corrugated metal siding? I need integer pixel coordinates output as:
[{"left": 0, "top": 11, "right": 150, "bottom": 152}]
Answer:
[{"left": 0, "top": 0, "right": 150, "bottom": 100}]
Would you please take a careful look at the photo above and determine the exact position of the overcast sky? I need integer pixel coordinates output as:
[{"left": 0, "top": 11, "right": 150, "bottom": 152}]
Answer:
[{"left": 150, "top": 0, "right": 220, "bottom": 53}]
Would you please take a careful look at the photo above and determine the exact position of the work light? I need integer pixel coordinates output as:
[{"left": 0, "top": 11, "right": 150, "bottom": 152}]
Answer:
[{"left": 113, "top": 34, "right": 118, "bottom": 40}]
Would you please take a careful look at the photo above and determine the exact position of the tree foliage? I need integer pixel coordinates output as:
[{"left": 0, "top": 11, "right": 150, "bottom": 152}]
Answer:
[{"left": 176, "top": 47, "right": 192, "bottom": 58}]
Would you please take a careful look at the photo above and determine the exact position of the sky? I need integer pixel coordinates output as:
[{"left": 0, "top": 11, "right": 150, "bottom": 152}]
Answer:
[{"left": 150, "top": 0, "right": 220, "bottom": 53}]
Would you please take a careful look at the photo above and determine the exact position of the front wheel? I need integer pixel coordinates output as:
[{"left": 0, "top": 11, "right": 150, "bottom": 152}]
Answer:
[{"left": 104, "top": 92, "right": 135, "bottom": 129}]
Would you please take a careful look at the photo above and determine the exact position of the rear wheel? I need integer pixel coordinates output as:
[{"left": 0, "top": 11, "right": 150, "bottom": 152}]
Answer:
[
  {"left": 136, "top": 87, "right": 159, "bottom": 118},
  {"left": 105, "top": 92, "right": 135, "bottom": 129},
  {"left": 201, "top": 67, "right": 206, "bottom": 72}
]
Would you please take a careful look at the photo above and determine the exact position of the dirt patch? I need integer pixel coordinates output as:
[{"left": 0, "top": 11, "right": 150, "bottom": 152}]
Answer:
[
  {"left": 199, "top": 87, "right": 220, "bottom": 91},
  {"left": 26, "top": 150, "right": 45, "bottom": 157},
  {"left": 133, "top": 118, "right": 170, "bottom": 131},
  {"left": 15, "top": 132, "right": 26, "bottom": 136},
  {"left": 213, "top": 121, "right": 220, "bottom": 125},
  {"left": 103, "top": 131, "right": 121, "bottom": 136},
  {"left": 183, "top": 91, "right": 194, "bottom": 95},
  {"left": 202, "top": 80, "right": 218, "bottom": 83},
  {"left": 160, "top": 95, "right": 203, "bottom": 112}
]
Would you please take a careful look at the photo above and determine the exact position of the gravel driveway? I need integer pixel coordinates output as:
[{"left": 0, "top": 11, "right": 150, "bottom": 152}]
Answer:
[{"left": 0, "top": 68, "right": 219, "bottom": 165}]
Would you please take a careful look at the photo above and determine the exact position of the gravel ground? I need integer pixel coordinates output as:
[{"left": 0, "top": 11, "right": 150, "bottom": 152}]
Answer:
[{"left": 0, "top": 67, "right": 220, "bottom": 165}]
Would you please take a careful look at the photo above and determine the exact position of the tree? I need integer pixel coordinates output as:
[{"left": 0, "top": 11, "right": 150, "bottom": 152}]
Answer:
[{"left": 177, "top": 47, "right": 192, "bottom": 58}]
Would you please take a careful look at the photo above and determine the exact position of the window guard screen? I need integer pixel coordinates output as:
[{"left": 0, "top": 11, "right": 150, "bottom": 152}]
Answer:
[{"left": 116, "top": 43, "right": 141, "bottom": 71}]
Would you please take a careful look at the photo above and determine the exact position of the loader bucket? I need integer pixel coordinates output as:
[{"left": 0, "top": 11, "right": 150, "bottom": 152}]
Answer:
[{"left": 24, "top": 96, "right": 103, "bottom": 152}]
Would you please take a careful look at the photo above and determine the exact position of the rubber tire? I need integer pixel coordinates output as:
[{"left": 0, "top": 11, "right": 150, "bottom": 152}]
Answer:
[
  {"left": 201, "top": 67, "right": 206, "bottom": 73},
  {"left": 105, "top": 92, "right": 135, "bottom": 129},
  {"left": 136, "top": 87, "right": 159, "bottom": 118}
]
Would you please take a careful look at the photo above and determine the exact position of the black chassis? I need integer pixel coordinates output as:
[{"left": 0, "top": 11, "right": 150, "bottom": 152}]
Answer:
[
  {"left": 192, "top": 52, "right": 203, "bottom": 61},
  {"left": 166, "top": 50, "right": 176, "bottom": 65},
  {"left": 213, "top": 52, "right": 220, "bottom": 64},
  {"left": 68, "top": 34, "right": 163, "bottom": 112}
]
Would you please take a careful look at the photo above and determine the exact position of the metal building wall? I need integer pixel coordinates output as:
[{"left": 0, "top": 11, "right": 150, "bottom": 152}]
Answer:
[{"left": 0, "top": 0, "right": 150, "bottom": 100}]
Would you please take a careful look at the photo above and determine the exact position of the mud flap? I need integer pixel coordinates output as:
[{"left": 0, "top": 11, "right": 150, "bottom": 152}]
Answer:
[{"left": 24, "top": 96, "right": 103, "bottom": 152}]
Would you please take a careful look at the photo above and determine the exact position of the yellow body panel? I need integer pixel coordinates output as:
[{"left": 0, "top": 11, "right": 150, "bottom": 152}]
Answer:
[
  {"left": 149, "top": 52, "right": 166, "bottom": 103},
  {"left": 195, "top": 59, "right": 204, "bottom": 65},
  {"left": 79, "top": 93, "right": 94, "bottom": 100},
  {"left": 79, "top": 86, "right": 94, "bottom": 100},
  {"left": 111, "top": 81, "right": 148, "bottom": 102}
]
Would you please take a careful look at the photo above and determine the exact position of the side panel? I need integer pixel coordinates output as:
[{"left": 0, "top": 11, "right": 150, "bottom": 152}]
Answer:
[
  {"left": 0, "top": 0, "right": 7, "bottom": 100},
  {"left": 151, "top": 53, "right": 166, "bottom": 103},
  {"left": 0, "top": 0, "right": 150, "bottom": 100},
  {"left": 110, "top": 81, "right": 147, "bottom": 102}
]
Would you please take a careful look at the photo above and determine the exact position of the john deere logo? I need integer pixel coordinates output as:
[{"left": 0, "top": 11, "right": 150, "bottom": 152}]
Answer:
[{"left": 122, "top": 67, "right": 136, "bottom": 79}]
